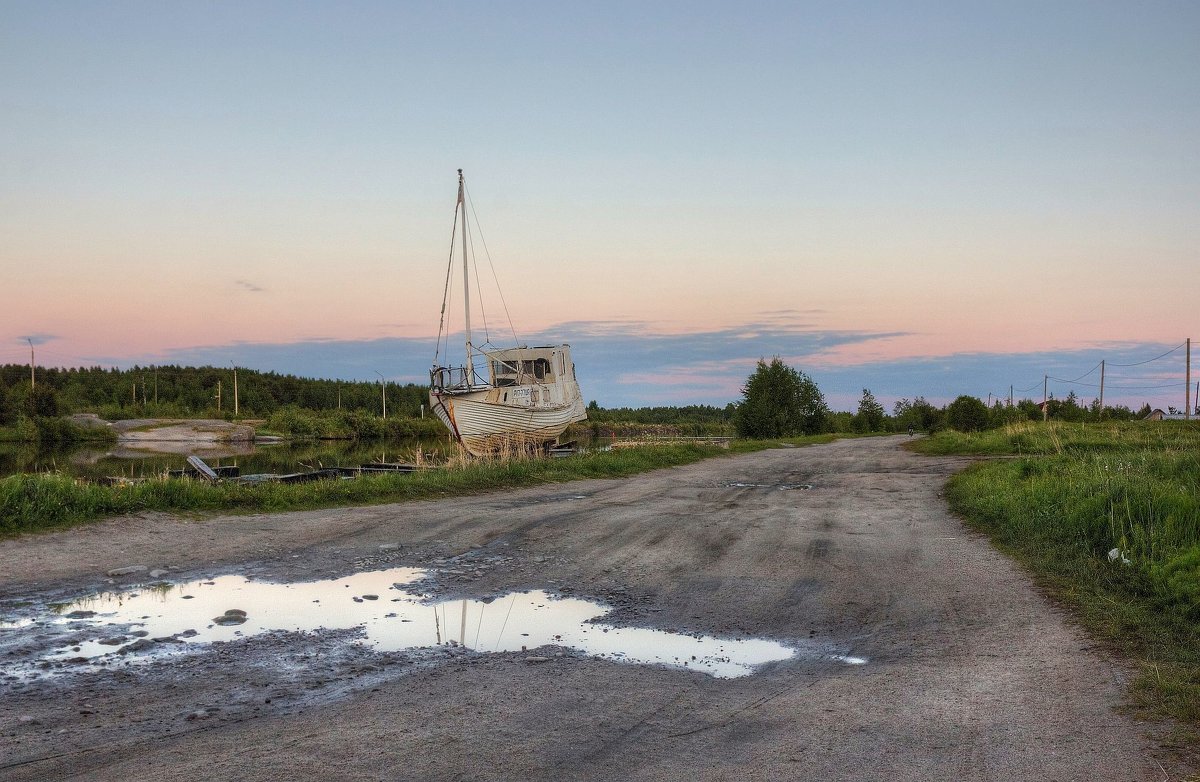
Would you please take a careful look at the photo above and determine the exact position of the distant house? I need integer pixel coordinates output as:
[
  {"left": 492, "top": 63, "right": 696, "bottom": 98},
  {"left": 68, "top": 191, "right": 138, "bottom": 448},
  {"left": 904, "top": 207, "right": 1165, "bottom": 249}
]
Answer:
[{"left": 1143, "top": 409, "right": 1191, "bottom": 421}]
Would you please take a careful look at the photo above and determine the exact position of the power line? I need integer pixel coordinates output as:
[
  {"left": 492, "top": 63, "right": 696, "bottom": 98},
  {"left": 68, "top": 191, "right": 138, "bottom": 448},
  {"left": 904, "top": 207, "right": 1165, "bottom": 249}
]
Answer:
[
  {"left": 1046, "top": 376, "right": 1182, "bottom": 391},
  {"left": 1104, "top": 382, "right": 1183, "bottom": 391},
  {"left": 1047, "top": 376, "right": 1101, "bottom": 388},
  {"left": 1107, "top": 342, "right": 1185, "bottom": 367},
  {"left": 1054, "top": 361, "right": 1103, "bottom": 385},
  {"left": 1020, "top": 341, "right": 1190, "bottom": 407}
]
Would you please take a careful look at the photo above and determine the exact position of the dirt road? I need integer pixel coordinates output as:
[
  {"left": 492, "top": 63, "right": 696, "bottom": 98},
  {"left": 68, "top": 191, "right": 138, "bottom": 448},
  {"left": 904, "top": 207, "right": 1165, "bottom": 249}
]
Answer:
[{"left": 0, "top": 436, "right": 1185, "bottom": 780}]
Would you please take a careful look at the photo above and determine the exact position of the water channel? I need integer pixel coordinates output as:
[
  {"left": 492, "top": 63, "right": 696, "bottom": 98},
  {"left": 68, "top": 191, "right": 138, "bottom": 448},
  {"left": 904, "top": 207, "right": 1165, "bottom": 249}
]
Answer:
[{"left": 0, "top": 437, "right": 445, "bottom": 481}]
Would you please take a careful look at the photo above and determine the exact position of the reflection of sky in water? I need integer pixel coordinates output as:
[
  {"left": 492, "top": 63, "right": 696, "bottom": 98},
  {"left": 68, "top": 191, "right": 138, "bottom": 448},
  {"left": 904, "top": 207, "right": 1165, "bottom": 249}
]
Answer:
[
  {"left": 0, "top": 567, "right": 870, "bottom": 679},
  {"left": 0, "top": 438, "right": 450, "bottom": 480}
]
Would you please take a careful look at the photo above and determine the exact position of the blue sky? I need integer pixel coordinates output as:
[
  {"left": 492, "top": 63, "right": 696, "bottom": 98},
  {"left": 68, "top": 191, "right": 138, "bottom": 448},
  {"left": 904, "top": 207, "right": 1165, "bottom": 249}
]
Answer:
[{"left": 2, "top": 1, "right": 1197, "bottom": 411}]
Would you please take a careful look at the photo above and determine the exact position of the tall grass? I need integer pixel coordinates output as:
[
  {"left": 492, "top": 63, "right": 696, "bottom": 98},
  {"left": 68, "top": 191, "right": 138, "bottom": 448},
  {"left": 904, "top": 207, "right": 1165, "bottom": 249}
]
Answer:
[
  {"left": 915, "top": 421, "right": 1200, "bottom": 724},
  {"left": 912, "top": 419, "right": 1200, "bottom": 456},
  {"left": 262, "top": 406, "right": 445, "bottom": 439}
]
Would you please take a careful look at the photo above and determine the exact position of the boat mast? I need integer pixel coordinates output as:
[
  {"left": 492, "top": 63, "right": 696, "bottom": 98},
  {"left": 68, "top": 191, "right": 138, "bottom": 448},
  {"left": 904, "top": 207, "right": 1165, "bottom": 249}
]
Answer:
[{"left": 458, "top": 169, "right": 473, "bottom": 383}]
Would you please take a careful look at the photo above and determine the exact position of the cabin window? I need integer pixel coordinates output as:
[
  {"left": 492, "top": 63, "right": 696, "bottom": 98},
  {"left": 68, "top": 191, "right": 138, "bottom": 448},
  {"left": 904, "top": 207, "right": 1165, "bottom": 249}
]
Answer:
[
  {"left": 491, "top": 359, "right": 517, "bottom": 386},
  {"left": 532, "top": 390, "right": 540, "bottom": 404},
  {"left": 519, "top": 359, "right": 549, "bottom": 380},
  {"left": 503, "top": 392, "right": 508, "bottom": 402}
]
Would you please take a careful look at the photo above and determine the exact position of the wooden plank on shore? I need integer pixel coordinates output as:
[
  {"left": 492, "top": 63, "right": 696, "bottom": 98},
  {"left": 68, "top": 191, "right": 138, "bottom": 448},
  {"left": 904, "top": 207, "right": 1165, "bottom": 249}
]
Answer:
[{"left": 186, "top": 455, "right": 220, "bottom": 482}]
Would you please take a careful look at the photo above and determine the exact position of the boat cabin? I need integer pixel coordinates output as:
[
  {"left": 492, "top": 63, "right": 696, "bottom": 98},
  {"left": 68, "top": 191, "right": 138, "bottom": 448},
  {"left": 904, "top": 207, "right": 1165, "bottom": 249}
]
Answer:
[{"left": 488, "top": 345, "right": 574, "bottom": 388}]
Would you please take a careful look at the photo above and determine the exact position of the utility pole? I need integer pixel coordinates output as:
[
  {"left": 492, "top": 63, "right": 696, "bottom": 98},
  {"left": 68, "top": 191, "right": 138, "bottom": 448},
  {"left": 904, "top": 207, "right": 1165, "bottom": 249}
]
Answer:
[
  {"left": 375, "top": 371, "right": 387, "bottom": 419},
  {"left": 1042, "top": 375, "right": 1048, "bottom": 422},
  {"left": 1186, "top": 338, "right": 1192, "bottom": 421},
  {"left": 27, "top": 338, "right": 35, "bottom": 389},
  {"left": 1009, "top": 385, "right": 1013, "bottom": 408},
  {"left": 1098, "top": 360, "right": 1105, "bottom": 419},
  {"left": 217, "top": 379, "right": 222, "bottom": 412},
  {"left": 232, "top": 365, "right": 239, "bottom": 417},
  {"left": 154, "top": 366, "right": 158, "bottom": 406}
]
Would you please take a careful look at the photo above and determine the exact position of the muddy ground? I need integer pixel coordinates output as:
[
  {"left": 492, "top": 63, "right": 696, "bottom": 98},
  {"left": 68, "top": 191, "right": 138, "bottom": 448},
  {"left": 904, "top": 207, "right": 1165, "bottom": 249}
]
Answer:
[{"left": 0, "top": 436, "right": 1192, "bottom": 781}]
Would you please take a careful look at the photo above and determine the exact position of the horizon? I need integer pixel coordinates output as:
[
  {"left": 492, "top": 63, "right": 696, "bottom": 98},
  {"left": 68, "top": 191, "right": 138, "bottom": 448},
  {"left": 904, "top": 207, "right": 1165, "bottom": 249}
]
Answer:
[
  {"left": 5, "top": 334, "right": 1192, "bottom": 415},
  {"left": 3, "top": 3, "right": 1196, "bottom": 413}
]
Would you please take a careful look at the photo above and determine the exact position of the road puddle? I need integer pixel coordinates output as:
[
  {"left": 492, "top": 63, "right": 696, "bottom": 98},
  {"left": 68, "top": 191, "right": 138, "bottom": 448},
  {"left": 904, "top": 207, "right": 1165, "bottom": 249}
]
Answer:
[
  {"left": 722, "top": 482, "right": 813, "bottom": 490},
  {"left": 0, "top": 568, "right": 862, "bottom": 679}
]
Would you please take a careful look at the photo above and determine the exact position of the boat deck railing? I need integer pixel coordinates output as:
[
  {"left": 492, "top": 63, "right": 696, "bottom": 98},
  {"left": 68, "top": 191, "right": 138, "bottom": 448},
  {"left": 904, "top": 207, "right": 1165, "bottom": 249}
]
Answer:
[{"left": 430, "top": 364, "right": 488, "bottom": 393}]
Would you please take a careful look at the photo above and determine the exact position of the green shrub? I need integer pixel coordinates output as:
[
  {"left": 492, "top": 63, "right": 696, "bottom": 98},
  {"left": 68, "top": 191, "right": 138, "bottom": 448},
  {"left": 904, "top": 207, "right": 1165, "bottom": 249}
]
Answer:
[
  {"left": 733, "top": 357, "right": 828, "bottom": 438},
  {"left": 945, "top": 395, "right": 989, "bottom": 432}
]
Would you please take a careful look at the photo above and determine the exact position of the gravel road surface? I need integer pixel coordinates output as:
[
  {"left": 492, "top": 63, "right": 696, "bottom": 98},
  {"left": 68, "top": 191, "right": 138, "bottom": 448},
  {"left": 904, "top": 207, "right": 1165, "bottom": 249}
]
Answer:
[{"left": 0, "top": 436, "right": 1187, "bottom": 781}]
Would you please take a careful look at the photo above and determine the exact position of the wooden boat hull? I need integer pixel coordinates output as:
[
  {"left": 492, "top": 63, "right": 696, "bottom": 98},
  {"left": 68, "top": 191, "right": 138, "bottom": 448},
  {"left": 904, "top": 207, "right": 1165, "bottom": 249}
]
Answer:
[{"left": 430, "top": 390, "right": 586, "bottom": 456}]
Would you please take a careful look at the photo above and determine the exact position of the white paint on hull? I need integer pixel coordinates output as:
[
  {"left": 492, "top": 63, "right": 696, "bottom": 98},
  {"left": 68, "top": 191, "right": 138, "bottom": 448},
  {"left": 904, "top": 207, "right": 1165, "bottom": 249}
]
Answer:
[{"left": 430, "top": 389, "right": 586, "bottom": 455}]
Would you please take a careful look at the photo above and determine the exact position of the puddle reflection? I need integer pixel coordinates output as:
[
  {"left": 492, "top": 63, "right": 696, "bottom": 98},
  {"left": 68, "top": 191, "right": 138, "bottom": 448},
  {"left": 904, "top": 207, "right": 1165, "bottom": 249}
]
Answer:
[{"left": 3, "top": 567, "right": 867, "bottom": 679}]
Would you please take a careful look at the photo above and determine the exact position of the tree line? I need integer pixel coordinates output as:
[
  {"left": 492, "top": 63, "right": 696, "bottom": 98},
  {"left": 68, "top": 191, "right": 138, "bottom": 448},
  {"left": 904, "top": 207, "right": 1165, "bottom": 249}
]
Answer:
[
  {"left": 730, "top": 357, "right": 1159, "bottom": 439},
  {"left": 0, "top": 359, "right": 1166, "bottom": 436},
  {"left": 0, "top": 364, "right": 428, "bottom": 425}
]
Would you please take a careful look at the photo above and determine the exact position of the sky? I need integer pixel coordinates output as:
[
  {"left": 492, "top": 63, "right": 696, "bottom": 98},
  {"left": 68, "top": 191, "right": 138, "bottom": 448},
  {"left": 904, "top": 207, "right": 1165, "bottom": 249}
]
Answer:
[{"left": 2, "top": 1, "right": 1197, "bottom": 411}]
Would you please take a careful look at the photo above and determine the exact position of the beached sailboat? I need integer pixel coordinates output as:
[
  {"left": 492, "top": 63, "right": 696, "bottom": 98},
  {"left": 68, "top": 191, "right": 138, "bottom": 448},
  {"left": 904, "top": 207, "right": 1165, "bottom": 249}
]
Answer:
[{"left": 429, "top": 170, "right": 586, "bottom": 455}]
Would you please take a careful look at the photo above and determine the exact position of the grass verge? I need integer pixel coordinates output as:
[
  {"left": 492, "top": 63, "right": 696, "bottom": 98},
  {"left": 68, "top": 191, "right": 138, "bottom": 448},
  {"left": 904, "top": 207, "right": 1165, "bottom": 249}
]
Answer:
[
  {"left": 0, "top": 433, "right": 858, "bottom": 539},
  {"left": 913, "top": 421, "right": 1200, "bottom": 728},
  {"left": 4, "top": 435, "right": 854, "bottom": 538}
]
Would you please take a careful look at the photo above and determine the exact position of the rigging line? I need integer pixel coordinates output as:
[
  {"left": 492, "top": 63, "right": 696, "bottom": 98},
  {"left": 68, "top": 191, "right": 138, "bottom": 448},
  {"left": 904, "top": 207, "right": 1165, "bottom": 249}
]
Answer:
[
  {"left": 435, "top": 205, "right": 462, "bottom": 366},
  {"left": 443, "top": 265, "right": 456, "bottom": 365},
  {"left": 1107, "top": 342, "right": 1185, "bottom": 367},
  {"left": 464, "top": 184, "right": 500, "bottom": 349},
  {"left": 473, "top": 601, "right": 485, "bottom": 649},
  {"left": 466, "top": 220, "right": 491, "bottom": 348},
  {"left": 494, "top": 593, "right": 518, "bottom": 651},
  {"left": 464, "top": 182, "right": 521, "bottom": 348}
]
